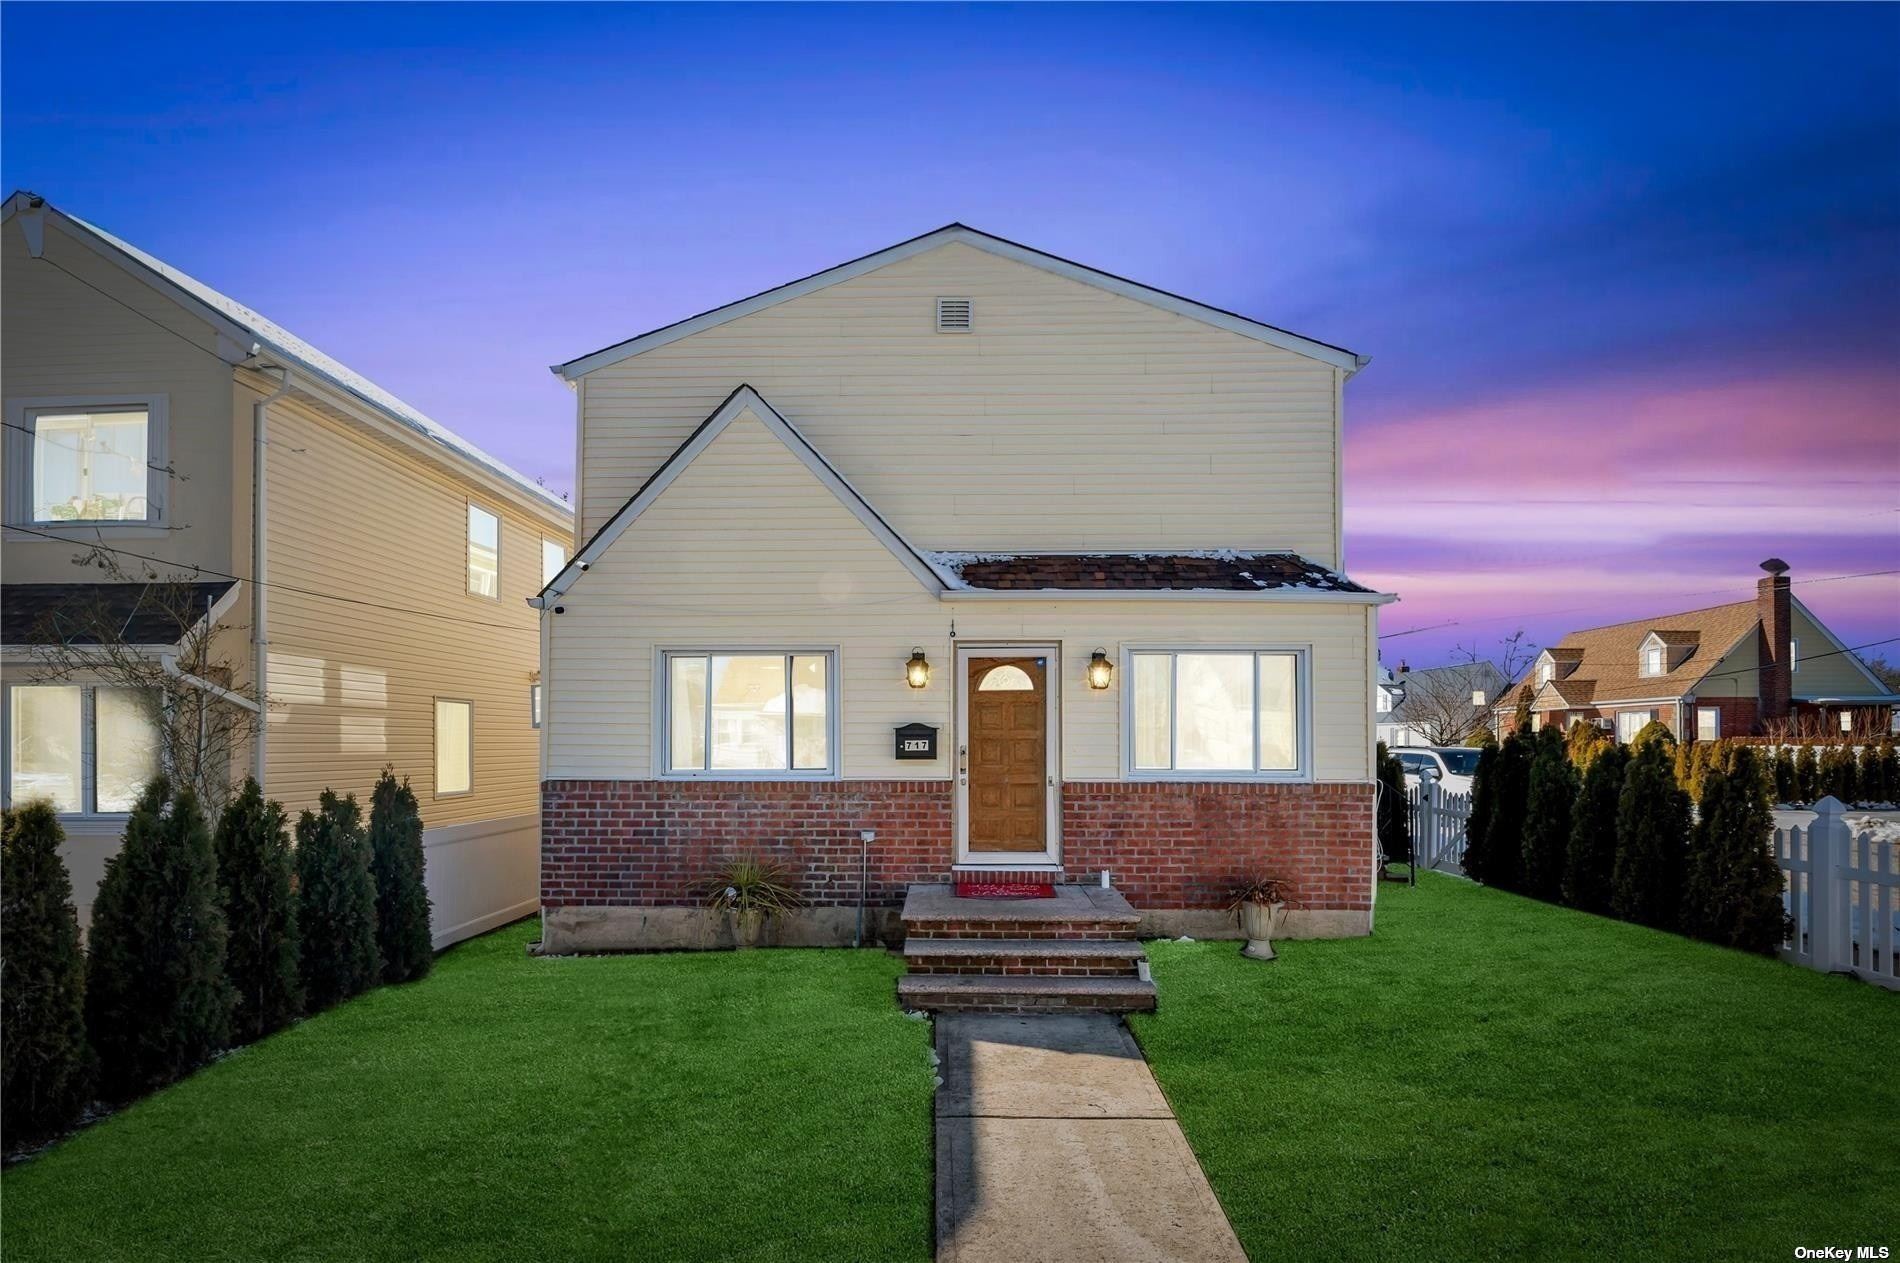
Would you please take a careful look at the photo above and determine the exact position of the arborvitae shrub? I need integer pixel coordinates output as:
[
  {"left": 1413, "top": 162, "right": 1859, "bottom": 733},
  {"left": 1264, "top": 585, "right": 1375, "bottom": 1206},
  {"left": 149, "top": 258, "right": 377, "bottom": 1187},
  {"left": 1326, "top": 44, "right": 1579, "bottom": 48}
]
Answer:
[
  {"left": 1610, "top": 741, "right": 1692, "bottom": 930},
  {"left": 1681, "top": 749, "right": 1789, "bottom": 954},
  {"left": 1521, "top": 728, "right": 1578, "bottom": 901},
  {"left": 1630, "top": 719, "right": 1675, "bottom": 751},
  {"left": 1855, "top": 744, "right": 1884, "bottom": 805},
  {"left": 1512, "top": 694, "right": 1533, "bottom": 736},
  {"left": 1771, "top": 747, "right": 1798, "bottom": 805},
  {"left": 2, "top": 802, "right": 94, "bottom": 1144},
  {"left": 1563, "top": 744, "right": 1629, "bottom": 914},
  {"left": 215, "top": 778, "right": 303, "bottom": 1043},
  {"left": 1876, "top": 739, "right": 1900, "bottom": 805},
  {"left": 1794, "top": 746, "right": 1820, "bottom": 803},
  {"left": 1470, "top": 732, "right": 1532, "bottom": 890},
  {"left": 296, "top": 790, "right": 381, "bottom": 1012},
  {"left": 1466, "top": 726, "right": 1497, "bottom": 750},
  {"left": 1462, "top": 742, "right": 1500, "bottom": 877},
  {"left": 368, "top": 768, "right": 433, "bottom": 984},
  {"left": 1565, "top": 721, "right": 1609, "bottom": 772},
  {"left": 1818, "top": 744, "right": 1858, "bottom": 803},
  {"left": 86, "top": 779, "right": 233, "bottom": 1100}
]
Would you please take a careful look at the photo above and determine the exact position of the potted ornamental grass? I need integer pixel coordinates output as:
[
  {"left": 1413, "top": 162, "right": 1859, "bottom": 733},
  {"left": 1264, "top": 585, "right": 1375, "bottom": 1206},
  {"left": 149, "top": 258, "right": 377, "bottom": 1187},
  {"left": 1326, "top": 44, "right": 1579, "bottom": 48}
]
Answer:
[
  {"left": 1227, "top": 874, "right": 1294, "bottom": 961},
  {"left": 699, "top": 855, "right": 804, "bottom": 949}
]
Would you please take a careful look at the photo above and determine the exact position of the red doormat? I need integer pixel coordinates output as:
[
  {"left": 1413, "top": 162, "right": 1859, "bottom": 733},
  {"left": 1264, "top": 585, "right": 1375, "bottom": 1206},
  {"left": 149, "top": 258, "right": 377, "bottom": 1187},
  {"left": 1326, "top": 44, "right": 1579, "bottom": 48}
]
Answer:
[{"left": 955, "top": 881, "right": 1056, "bottom": 899}]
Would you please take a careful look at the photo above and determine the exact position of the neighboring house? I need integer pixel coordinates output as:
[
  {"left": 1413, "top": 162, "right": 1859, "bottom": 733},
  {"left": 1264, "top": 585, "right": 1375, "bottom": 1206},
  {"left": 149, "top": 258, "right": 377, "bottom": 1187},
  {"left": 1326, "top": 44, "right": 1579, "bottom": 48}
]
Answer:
[
  {"left": 1492, "top": 559, "right": 1897, "bottom": 742},
  {"left": 1, "top": 192, "right": 574, "bottom": 944},
  {"left": 535, "top": 223, "right": 1394, "bottom": 951},
  {"left": 1375, "top": 660, "right": 1506, "bottom": 748}
]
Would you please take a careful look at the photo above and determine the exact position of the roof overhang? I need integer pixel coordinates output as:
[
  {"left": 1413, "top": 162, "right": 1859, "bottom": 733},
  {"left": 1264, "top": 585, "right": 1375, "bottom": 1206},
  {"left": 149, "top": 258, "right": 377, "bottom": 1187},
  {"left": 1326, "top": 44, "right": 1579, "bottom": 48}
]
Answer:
[
  {"left": 938, "top": 588, "right": 1395, "bottom": 604},
  {"left": 552, "top": 224, "right": 1367, "bottom": 381}
]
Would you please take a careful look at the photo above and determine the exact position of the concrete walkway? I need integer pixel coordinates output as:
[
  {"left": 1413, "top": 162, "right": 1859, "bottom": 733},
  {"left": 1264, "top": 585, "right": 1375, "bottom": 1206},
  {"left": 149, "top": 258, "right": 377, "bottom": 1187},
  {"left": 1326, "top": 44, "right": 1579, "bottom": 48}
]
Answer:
[{"left": 934, "top": 1014, "right": 1247, "bottom": 1263}]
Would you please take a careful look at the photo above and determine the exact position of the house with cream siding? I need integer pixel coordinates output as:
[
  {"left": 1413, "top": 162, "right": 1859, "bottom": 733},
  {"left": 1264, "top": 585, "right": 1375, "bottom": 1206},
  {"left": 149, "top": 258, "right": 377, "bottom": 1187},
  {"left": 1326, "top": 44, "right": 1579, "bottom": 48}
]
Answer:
[
  {"left": 1, "top": 192, "right": 574, "bottom": 945},
  {"left": 1491, "top": 559, "right": 1897, "bottom": 742},
  {"left": 538, "top": 224, "right": 1395, "bottom": 984}
]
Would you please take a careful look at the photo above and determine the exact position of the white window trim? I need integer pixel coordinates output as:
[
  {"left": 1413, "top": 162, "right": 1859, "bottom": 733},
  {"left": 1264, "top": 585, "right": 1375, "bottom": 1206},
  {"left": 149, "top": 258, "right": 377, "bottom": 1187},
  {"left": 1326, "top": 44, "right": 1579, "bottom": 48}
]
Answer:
[
  {"left": 2, "top": 679, "right": 161, "bottom": 818},
  {"left": 466, "top": 500, "right": 502, "bottom": 601},
  {"left": 540, "top": 536, "right": 568, "bottom": 589},
  {"left": 1118, "top": 644, "right": 1313, "bottom": 782},
  {"left": 433, "top": 697, "right": 475, "bottom": 799},
  {"left": 4, "top": 394, "right": 170, "bottom": 532},
  {"left": 655, "top": 646, "right": 842, "bottom": 781},
  {"left": 1696, "top": 706, "right": 1721, "bottom": 741}
]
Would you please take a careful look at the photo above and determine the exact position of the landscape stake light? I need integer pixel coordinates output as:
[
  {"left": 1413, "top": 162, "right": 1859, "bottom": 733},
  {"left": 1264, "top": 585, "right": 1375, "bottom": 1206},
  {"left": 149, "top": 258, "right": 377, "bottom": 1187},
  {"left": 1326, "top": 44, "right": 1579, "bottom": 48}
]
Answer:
[{"left": 906, "top": 648, "right": 932, "bottom": 689}]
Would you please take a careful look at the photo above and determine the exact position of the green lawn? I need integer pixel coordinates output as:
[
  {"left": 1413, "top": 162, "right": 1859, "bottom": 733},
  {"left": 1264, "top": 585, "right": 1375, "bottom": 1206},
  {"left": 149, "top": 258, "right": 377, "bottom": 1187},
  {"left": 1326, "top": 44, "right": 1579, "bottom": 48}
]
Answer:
[
  {"left": 1, "top": 924, "right": 935, "bottom": 1263},
  {"left": 1132, "top": 873, "right": 1900, "bottom": 1262}
]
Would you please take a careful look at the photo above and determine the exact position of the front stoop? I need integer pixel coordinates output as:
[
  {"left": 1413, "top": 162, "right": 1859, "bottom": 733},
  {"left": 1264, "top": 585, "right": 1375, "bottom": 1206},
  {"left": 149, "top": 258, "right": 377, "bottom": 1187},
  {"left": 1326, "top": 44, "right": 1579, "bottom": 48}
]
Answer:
[{"left": 898, "top": 884, "right": 1157, "bottom": 1013}]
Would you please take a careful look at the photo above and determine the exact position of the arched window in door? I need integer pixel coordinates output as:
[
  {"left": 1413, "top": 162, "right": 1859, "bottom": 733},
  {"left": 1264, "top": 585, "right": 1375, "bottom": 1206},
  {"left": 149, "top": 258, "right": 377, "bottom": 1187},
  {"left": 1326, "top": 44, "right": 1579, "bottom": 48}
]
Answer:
[{"left": 977, "top": 664, "right": 1035, "bottom": 691}]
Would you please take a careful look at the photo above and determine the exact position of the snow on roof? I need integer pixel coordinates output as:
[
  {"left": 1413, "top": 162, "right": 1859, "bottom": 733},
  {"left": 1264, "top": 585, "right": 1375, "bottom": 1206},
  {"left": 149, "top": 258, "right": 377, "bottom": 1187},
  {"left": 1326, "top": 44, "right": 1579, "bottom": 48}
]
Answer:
[{"left": 59, "top": 205, "right": 569, "bottom": 517}]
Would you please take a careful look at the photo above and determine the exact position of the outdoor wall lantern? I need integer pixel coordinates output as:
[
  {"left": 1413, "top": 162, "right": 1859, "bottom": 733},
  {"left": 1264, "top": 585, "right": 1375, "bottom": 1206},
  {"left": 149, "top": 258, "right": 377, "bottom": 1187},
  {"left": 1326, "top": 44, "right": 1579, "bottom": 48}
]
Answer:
[
  {"left": 906, "top": 647, "right": 932, "bottom": 689},
  {"left": 1086, "top": 648, "right": 1114, "bottom": 690}
]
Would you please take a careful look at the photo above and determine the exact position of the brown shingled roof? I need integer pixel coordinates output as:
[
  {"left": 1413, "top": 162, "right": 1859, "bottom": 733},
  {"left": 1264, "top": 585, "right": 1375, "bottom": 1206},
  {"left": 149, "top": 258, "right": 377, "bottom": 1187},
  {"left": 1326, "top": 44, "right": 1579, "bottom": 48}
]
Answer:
[
  {"left": 1499, "top": 599, "right": 1763, "bottom": 711},
  {"left": 929, "top": 551, "right": 1374, "bottom": 593}
]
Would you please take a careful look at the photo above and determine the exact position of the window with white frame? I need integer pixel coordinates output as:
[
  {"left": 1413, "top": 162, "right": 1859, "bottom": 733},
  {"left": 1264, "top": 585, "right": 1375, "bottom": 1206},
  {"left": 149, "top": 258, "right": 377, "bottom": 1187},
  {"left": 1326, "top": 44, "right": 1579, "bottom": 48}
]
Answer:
[
  {"left": 435, "top": 699, "right": 473, "bottom": 796},
  {"left": 1616, "top": 709, "right": 1657, "bottom": 744},
  {"left": 1790, "top": 637, "right": 1799, "bottom": 674},
  {"left": 7, "top": 684, "right": 159, "bottom": 814},
  {"left": 663, "top": 652, "right": 835, "bottom": 776},
  {"left": 1128, "top": 650, "right": 1306, "bottom": 778},
  {"left": 541, "top": 538, "right": 567, "bottom": 587},
  {"left": 1536, "top": 662, "right": 1553, "bottom": 687},
  {"left": 529, "top": 683, "right": 543, "bottom": 729},
  {"left": 10, "top": 399, "right": 166, "bottom": 525},
  {"left": 1697, "top": 706, "right": 1720, "bottom": 741},
  {"left": 1641, "top": 643, "right": 1666, "bottom": 677},
  {"left": 467, "top": 504, "right": 500, "bottom": 598}
]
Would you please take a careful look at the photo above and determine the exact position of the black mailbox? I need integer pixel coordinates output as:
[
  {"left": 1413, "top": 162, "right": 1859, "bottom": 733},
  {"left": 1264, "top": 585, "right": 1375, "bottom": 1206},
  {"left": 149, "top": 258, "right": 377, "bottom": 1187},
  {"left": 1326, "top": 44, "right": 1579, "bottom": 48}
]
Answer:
[{"left": 894, "top": 723, "right": 939, "bottom": 761}]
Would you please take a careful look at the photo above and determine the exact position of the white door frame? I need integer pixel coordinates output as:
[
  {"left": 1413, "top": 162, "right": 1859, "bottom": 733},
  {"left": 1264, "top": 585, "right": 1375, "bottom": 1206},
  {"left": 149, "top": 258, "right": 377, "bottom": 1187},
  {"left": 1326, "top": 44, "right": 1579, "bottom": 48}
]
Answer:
[{"left": 954, "top": 642, "right": 1062, "bottom": 868}]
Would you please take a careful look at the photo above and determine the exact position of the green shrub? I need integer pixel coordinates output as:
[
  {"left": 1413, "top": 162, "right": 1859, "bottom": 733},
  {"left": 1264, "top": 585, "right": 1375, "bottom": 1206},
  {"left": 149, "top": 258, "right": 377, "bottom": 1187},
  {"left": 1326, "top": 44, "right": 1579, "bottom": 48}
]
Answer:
[
  {"left": 1467, "top": 732, "right": 1532, "bottom": 890},
  {"left": 1681, "top": 749, "right": 1788, "bottom": 954},
  {"left": 1817, "top": 744, "right": 1858, "bottom": 803},
  {"left": 1562, "top": 744, "right": 1629, "bottom": 915},
  {"left": 1462, "top": 742, "right": 1500, "bottom": 877},
  {"left": 1375, "top": 743, "right": 1413, "bottom": 865},
  {"left": 1565, "top": 721, "right": 1609, "bottom": 772},
  {"left": 1521, "top": 728, "right": 1577, "bottom": 901},
  {"left": 1876, "top": 739, "right": 1900, "bottom": 804},
  {"left": 1466, "top": 726, "right": 1496, "bottom": 750},
  {"left": 2, "top": 802, "right": 93, "bottom": 1144},
  {"left": 1630, "top": 719, "right": 1675, "bottom": 751},
  {"left": 368, "top": 768, "right": 433, "bottom": 984},
  {"left": 215, "top": 778, "right": 303, "bottom": 1043},
  {"left": 296, "top": 790, "right": 381, "bottom": 1012},
  {"left": 1794, "top": 745, "right": 1820, "bottom": 803},
  {"left": 1610, "top": 741, "right": 1692, "bottom": 931},
  {"left": 86, "top": 779, "right": 233, "bottom": 1100},
  {"left": 1771, "top": 747, "right": 1798, "bottom": 805}
]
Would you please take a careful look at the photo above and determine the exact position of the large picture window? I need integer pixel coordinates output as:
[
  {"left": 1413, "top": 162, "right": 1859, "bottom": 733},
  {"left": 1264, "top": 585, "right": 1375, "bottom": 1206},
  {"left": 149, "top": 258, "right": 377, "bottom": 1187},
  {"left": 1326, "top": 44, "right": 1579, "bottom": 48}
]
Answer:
[
  {"left": 6, "top": 684, "right": 160, "bottom": 814},
  {"left": 1127, "top": 649, "right": 1306, "bottom": 779},
  {"left": 8, "top": 397, "right": 168, "bottom": 527},
  {"left": 663, "top": 651, "right": 835, "bottom": 777}
]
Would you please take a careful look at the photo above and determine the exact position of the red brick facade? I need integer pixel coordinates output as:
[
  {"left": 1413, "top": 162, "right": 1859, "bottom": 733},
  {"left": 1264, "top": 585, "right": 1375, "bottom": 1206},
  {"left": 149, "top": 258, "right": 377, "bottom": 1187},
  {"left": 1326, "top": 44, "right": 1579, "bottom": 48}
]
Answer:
[{"left": 541, "top": 779, "right": 1374, "bottom": 913}]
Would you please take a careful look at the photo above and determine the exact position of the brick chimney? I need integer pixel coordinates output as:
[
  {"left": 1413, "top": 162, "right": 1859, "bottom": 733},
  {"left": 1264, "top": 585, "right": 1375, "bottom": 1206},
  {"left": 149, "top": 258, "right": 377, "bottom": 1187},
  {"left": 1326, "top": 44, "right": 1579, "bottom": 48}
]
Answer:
[{"left": 1757, "top": 558, "right": 1792, "bottom": 724}]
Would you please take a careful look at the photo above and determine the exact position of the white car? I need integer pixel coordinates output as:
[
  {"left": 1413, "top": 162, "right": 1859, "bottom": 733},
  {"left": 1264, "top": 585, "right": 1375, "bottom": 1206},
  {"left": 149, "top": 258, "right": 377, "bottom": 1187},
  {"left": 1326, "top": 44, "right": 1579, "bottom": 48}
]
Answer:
[{"left": 1391, "top": 747, "right": 1482, "bottom": 797}]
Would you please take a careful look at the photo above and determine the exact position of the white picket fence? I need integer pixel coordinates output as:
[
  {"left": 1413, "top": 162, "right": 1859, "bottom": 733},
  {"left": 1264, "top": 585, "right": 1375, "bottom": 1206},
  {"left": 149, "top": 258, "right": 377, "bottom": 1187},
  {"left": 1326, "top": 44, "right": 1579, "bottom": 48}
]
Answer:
[
  {"left": 1774, "top": 797, "right": 1900, "bottom": 991},
  {"left": 1407, "top": 778, "right": 1473, "bottom": 873}
]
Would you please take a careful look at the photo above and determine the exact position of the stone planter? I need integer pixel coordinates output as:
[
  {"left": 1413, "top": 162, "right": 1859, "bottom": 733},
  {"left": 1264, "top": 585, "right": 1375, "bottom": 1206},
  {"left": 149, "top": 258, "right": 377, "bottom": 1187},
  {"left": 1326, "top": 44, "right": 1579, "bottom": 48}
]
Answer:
[
  {"left": 732, "top": 909, "right": 768, "bottom": 950},
  {"left": 1239, "top": 899, "right": 1287, "bottom": 960}
]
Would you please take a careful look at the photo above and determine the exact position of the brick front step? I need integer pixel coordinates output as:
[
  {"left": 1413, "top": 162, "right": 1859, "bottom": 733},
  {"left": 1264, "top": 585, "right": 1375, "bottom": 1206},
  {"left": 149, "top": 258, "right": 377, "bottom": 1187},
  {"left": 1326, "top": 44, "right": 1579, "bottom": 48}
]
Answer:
[
  {"left": 901, "top": 883, "right": 1141, "bottom": 941},
  {"left": 902, "top": 937, "right": 1146, "bottom": 977},
  {"left": 897, "top": 974, "right": 1158, "bottom": 1014}
]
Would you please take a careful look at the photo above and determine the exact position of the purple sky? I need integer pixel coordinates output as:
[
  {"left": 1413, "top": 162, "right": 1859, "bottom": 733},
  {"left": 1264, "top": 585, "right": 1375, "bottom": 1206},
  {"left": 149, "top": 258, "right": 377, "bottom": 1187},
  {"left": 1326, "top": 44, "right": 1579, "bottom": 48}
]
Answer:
[{"left": 5, "top": 3, "right": 1895, "bottom": 666}]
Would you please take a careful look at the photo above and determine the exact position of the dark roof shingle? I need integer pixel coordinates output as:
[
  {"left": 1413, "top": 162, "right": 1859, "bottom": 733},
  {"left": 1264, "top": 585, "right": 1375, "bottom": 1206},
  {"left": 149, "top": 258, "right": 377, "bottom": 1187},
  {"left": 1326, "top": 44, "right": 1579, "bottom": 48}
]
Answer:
[
  {"left": 2, "top": 582, "right": 237, "bottom": 647},
  {"left": 929, "top": 551, "right": 1374, "bottom": 593}
]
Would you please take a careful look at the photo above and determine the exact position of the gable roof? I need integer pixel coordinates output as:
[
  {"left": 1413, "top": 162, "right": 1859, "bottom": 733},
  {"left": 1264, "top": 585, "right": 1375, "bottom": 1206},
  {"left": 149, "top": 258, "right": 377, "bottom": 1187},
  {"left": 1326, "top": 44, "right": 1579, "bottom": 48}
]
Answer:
[
  {"left": 552, "top": 224, "right": 1368, "bottom": 381},
  {"left": 4, "top": 191, "right": 570, "bottom": 521},
  {"left": 535, "top": 385, "right": 949, "bottom": 602},
  {"left": 1497, "top": 599, "right": 1764, "bottom": 712}
]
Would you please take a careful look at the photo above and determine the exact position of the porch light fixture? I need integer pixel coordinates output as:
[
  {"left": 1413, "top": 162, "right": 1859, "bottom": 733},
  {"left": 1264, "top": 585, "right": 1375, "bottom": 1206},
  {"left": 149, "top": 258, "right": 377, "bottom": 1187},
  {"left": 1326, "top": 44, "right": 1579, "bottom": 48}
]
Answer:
[
  {"left": 906, "top": 648, "right": 932, "bottom": 689},
  {"left": 1086, "top": 649, "right": 1114, "bottom": 690}
]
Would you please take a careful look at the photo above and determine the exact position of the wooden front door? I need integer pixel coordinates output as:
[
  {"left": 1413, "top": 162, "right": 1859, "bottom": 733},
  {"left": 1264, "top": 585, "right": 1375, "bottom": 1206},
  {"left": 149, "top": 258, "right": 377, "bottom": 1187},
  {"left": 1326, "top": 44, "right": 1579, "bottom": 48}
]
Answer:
[{"left": 966, "top": 656, "right": 1048, "bottom": 853}]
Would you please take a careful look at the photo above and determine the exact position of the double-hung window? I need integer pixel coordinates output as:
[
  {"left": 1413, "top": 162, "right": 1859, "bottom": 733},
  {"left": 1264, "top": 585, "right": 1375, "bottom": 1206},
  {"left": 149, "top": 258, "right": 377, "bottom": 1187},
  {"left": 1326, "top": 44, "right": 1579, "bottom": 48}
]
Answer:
[
  {"left": 435, "top": 699, "right": 473, "bottom": 796},
  {"left": 8, "top": 397, "right": 167, "bottom": 526},
  {"left": 1127, "top": 649, "right": 1307, "bottom": 779},
  {"left": 467, "top": 504, "right": 501, "bottom": 598},
  {"left": 663, "top": 651, "right": 836, "bottom": 777},
  {"left": 6, "top": 684, "right": 160, "bottom": 814}
]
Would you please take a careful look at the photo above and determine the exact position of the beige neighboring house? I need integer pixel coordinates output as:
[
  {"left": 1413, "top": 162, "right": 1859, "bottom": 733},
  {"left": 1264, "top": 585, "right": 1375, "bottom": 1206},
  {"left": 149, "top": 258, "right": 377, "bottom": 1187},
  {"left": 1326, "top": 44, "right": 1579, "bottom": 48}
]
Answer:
[
  {"left": 536, "top": 223, "right": 1395, "bottom": 959},
  {"left": 1, "top": 191, "right": 574, "bottom": 943}
]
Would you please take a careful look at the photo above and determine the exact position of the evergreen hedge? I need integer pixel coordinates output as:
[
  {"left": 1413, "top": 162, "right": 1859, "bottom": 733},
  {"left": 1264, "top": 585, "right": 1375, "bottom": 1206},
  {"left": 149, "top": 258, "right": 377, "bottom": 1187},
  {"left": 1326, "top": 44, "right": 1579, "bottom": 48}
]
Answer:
[
  {"left": 215, "top": 779, "right": 303, "bottom": 1043},
  {"left": 1462, "top": 741, "right": 1500, "bottom": 877},
  {"left": 1681, "top": 748, "right": 1788, "bottom": 954},
  {"left": 2, "top": 802, "right": 93, "bottom": 1145},
  {"left": 1794, "top": 746, "right": 1820, "bottom": 803},
  {"left": 1771, "top": 747, "right": 1798, "bottom": 805},
  {"left": 1817, "top": 744, "right": 1858, "bottom": 803},
  {"left": 1565, "top": 720, "right": 1610, "bottom": 772},
  {"left": 1467, "top": 732, "right": 1532, "bottom": 890},
  {"left": 1521, "top": 728, "right": 1578, "bottom": 901},
  {"left": 368, "top": 768, "right": 434, "bottom": 984},
  {"left": 1610, "top": 741, "right": 1692, "bottom": 931},
  {"left": 1562, "top": 744, "right": 1628, "bottom": 915},
  {"left": 86, "top": 779, "right": 234, "bottom": 1100},
  {"left": 296, "top": 790, "right": 382, "bottom": 1012}
]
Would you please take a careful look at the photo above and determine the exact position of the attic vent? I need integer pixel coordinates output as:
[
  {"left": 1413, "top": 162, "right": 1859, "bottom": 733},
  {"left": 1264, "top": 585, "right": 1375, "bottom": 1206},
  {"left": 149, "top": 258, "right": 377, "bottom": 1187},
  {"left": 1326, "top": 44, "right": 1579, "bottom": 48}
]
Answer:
[{"left": 935, "top": 296, "right": 973, "bottom": 333}]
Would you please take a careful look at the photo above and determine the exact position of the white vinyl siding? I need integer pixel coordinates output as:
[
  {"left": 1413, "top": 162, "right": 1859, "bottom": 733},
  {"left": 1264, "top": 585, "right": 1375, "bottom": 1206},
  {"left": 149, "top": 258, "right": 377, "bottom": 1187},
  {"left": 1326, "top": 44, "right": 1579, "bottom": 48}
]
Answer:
[
  {"left": 5, "top": 684, "right": 158, "bottom": 815},
  {"left": 435, "top": 699, "right": 473, "bottom": 796},
  {"left": 571, "top": 242, "right": 1343, "bottom": 563}
]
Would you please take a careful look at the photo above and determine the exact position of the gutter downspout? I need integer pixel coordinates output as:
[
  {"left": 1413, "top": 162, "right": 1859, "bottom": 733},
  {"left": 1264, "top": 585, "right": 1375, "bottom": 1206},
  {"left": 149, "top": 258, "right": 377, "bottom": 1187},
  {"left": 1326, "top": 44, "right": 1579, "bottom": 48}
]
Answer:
[{"left": 251, "top": 366, "right": 292, "bottom": 786}]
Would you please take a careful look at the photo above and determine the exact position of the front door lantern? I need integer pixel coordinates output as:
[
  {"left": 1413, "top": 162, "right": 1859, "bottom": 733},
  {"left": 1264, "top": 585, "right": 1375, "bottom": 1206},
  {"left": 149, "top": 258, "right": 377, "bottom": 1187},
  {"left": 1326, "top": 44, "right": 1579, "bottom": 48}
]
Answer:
[
  {"left": 906, "top": 647, "right": 932, "bottom": 689},
  {"left": 1086, "top": 648, "right": 1114, "bottom": 690}
]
